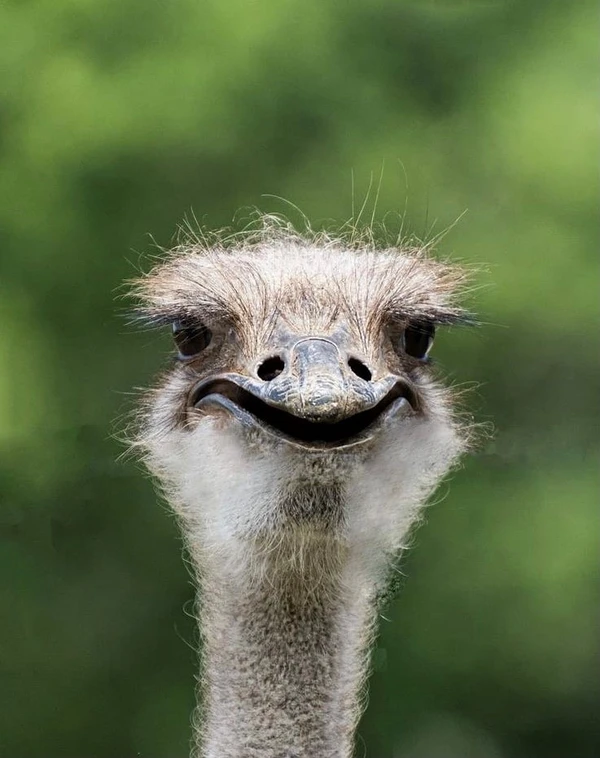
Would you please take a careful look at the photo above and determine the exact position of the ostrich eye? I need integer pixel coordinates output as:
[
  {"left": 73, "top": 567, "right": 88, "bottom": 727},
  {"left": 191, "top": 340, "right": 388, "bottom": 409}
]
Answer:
[
  {"left": 172, "top": 319, "right": 212, "bottom": 358},
  {"left": 403, "top": 320, "right": 435, "bottom": 360}
]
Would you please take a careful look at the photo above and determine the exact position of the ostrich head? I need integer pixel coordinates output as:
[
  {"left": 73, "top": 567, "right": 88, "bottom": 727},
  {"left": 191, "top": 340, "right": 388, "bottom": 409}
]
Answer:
[{"left": 133, "top": 221, "right": 470, "bottom": 577}]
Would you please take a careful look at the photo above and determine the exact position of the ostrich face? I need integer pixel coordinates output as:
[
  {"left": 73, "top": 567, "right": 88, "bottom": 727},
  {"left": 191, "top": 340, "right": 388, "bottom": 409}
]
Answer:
[
  {"left": 134, "top": 232, "right": 469, "bottom": 542},
  {"left": 183, "top": 324, "right": 421, "bottom": 452}
]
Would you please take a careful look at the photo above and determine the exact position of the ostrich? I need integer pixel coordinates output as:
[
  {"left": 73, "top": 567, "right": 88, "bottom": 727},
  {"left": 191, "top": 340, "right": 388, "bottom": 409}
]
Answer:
[{"left": 131, "top": 219, "right": 472, "bottom": 758}]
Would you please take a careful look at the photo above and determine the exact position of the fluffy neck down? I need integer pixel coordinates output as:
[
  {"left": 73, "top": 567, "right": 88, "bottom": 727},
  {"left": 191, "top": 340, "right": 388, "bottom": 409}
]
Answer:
[
  {"left": 189, "top": 484, "right": 387, "bottom": 758},
  {"left": 148, "top": 401, "right": 464, "bottom": 756}
]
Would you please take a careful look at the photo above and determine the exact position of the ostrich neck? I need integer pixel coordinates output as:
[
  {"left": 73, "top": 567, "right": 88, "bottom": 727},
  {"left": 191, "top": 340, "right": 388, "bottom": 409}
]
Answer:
[{"left": 191, "top": 505, "right": 382, "bottom": 758}]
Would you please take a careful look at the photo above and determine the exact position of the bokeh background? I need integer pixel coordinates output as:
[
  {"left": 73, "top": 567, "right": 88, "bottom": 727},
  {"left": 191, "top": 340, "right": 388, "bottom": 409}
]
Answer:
[{"left": 0, "top": 1, "right": 597, "bottom": 756}]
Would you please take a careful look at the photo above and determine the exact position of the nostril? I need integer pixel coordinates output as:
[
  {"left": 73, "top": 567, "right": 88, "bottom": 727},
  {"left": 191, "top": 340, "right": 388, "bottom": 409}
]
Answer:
[
  {"left": 257, "top": 356, "right": 286, "bottom": 381},
  {"left": 348, "top": 357, "right": 372, "bottom": 382}
]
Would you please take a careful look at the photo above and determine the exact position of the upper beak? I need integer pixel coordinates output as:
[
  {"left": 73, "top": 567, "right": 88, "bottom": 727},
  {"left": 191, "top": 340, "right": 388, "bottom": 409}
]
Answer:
[
  {"left": 190, "top": 337, "right": 418, "bottom": 447},
  {"left": 261, "top": 337, "right": 378, "bottom": 422}
]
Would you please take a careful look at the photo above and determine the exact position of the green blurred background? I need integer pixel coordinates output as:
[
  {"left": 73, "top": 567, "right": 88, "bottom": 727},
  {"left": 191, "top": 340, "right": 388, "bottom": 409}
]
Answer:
[{"left": 0, "top": 1, "right": 597, "bottom": 756}]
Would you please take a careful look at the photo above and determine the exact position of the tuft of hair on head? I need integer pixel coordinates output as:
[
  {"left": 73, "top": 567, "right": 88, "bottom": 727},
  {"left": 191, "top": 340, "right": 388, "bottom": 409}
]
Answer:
[{"left": 129, "top": 211, "right": 477, "bottom": 339}]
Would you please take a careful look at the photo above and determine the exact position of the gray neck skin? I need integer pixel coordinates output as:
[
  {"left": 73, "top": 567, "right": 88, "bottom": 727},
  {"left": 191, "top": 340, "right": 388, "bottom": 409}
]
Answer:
[{"left": 193, "top": 533, "right": 380, "bottom": 758}]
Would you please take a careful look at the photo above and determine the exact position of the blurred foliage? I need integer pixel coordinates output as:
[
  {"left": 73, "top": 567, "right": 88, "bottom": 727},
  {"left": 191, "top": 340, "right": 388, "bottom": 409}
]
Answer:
[{"left": 0, "top": 0, "right": 598, "bottom": 756}]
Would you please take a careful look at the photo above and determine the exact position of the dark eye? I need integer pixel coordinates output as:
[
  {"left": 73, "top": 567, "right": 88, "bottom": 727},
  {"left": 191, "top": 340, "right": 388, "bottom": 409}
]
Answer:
[
  {"left": 403, "top": 320, "right": 435, "bottom": 360},
  {"left": 172, "top": 319, "right": 212, "bottom": 358}
]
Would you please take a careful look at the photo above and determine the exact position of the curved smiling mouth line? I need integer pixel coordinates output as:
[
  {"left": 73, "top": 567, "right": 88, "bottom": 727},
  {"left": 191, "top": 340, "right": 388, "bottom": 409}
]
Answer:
[{"left": 190, "top": 379, "right": 417, "bottom": 446}]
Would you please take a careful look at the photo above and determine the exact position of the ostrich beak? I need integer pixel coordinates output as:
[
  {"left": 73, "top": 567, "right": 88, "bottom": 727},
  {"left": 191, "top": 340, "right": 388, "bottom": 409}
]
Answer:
[{"left": 190, "top": 337, "right": 419, "bottom": 448}]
